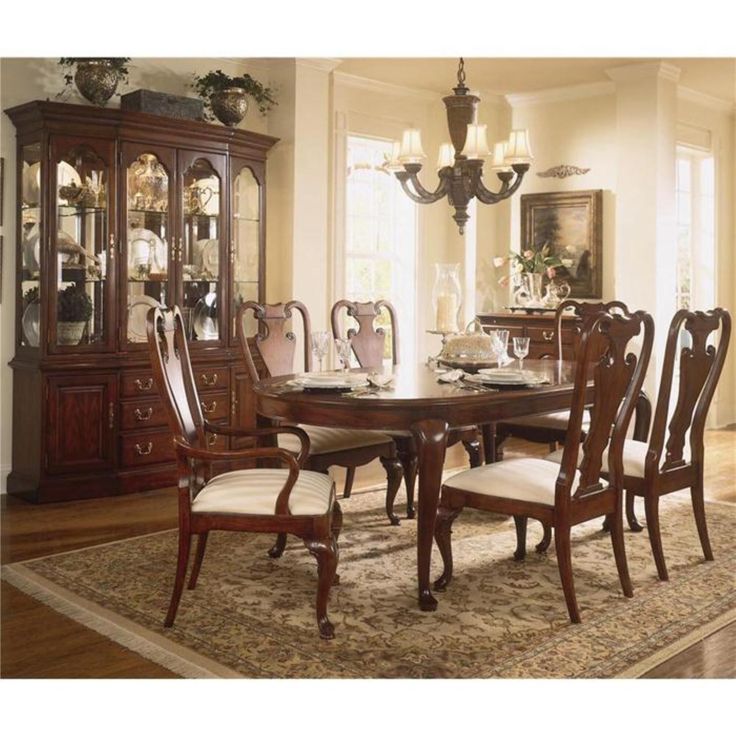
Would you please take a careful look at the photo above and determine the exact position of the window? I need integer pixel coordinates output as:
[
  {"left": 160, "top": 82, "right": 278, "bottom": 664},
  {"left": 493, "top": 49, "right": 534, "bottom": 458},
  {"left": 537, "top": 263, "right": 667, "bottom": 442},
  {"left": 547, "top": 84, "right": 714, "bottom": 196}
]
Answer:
[
  {"left": 675, "top": 147, "right": 715, "bottom": 311},
  {"left": 343, "top": 135, "right": 418, "bottom": 365}
]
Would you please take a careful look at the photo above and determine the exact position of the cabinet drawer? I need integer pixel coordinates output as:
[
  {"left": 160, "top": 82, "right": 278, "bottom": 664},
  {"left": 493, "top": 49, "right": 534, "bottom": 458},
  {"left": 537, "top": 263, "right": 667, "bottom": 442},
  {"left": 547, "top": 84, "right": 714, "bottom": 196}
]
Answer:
[
  {"left": 527, "top": 326, "right": 576, "bottom": 346},
  {"left": 121, "top": 371, "right": 158, "bottom": 398},
  {"left": 120, "top": 397, "right": 168, "bottom": 430},
  {"left": 120, "top": 430, "right": 175, "bottom": 467},
  {"left": 194, "top": 365, "right": 229, "bottom": 393},
  {"left": 198, "top": 391, "right": 229, "bottom": 422}
]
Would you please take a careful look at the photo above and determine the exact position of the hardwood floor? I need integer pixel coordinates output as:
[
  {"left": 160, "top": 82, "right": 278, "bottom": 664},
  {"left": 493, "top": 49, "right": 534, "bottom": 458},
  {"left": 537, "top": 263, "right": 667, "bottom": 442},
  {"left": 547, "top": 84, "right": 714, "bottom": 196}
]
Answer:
[{"left": 2, "top": 430, "right": 734, "bottom": 679}]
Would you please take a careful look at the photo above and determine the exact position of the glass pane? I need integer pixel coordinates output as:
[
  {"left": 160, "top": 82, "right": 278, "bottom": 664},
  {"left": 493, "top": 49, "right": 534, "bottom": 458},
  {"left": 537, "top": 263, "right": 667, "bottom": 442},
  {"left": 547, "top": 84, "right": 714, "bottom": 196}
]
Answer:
[
  {"left": 55, "top": 145, "right": 108, "bottom": 347},
  {"left": 125, "top": 153, "right": 170, "bottom": 343},
  {"left": 183, "top": 158, "right": 220, "bottom": 341},
  {"left": 20, "top": 143, "right": 42, "bottom": 348},
  {"left": 232, "top": 166, "right": 260, "bottom": 339}
]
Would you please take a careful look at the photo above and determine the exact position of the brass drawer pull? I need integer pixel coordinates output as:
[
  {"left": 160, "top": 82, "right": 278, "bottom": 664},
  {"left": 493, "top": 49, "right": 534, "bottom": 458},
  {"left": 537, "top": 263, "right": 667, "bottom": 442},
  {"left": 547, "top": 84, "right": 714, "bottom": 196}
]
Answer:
[
  {"left": 134, "top": 378, "right": 154, "bottom": 391},
  {"left": 208, "top": 433, "right": 218, "bottom": 447},
  {"left": 134, "top": 407, "right": 154, "bottom": 422},
  {"left": 542, "top": 330, "right": 555, "bottom": 342},
  {"left": 135, "top": 442, "right": 153, "bottom": 456},
  {"left": 201, "top": 400, "right": 217, "bottom": 415},
  {"left": 200, "top": 372, "right": 218, "bottom": 386}
]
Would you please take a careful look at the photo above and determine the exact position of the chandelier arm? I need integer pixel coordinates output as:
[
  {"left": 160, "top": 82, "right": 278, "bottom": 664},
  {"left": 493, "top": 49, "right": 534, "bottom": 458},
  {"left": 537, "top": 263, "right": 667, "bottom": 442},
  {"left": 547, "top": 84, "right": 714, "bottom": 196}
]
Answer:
[
  {"left": 473, "top": 168, "right": 528, "bottom": 205},
  {"left": 395, "top": 170, "right": 448, "bottom": 204}
]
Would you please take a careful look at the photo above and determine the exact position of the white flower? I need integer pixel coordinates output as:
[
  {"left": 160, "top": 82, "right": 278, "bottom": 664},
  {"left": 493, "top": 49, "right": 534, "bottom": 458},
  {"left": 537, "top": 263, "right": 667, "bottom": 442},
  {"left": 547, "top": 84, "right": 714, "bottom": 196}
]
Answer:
[
  {"left": 493, "top": 256, "right": 506, "bottom": 268},
  {"left": 515, "top": 263, "right": 524, "bottom": 274}
]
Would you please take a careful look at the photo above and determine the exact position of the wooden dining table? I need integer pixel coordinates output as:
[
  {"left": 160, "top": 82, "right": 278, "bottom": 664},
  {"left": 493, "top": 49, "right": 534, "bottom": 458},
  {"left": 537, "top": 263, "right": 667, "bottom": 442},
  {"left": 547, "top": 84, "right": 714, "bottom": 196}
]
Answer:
[{"left": 253, "top": 359, "right": 588, "bottom": 612}]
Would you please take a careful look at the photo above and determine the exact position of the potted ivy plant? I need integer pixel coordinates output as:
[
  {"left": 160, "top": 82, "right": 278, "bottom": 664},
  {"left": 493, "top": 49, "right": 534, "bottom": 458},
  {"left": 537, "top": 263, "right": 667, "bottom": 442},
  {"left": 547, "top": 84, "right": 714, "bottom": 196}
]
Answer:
[
  {"left": 57, "top": 284, "right": 93, "bottom": 345},
  {"left": 193, "top": 69, "right": 277, "bottom": 127},
  {"left": 59, "top": 58, "right": 131, "bottom": 107}
]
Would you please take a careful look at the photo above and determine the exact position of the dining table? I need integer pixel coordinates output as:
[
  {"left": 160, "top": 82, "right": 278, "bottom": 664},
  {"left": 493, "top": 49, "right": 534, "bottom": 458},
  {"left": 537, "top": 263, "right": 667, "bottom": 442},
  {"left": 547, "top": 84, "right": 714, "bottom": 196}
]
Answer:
[{"left": 253, "top": 359, "right": 589, "bottom": 612}]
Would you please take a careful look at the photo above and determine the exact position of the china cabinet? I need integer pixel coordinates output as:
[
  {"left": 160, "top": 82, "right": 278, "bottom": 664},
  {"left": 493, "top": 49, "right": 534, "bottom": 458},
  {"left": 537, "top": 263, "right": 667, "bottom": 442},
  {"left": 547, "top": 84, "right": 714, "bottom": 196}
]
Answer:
[{"left": 5, "top": 100, "right": 276, "bottom": 502}]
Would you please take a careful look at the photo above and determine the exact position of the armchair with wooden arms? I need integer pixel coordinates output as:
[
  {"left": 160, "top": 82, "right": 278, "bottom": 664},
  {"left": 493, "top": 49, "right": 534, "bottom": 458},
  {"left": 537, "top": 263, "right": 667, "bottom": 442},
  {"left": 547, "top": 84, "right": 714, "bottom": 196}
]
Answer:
[
  {"left": 331, "top": 299, "right": 483, "bottom": 525},
  {"left": 147, "top": 306, "right": 342, "bottom": 639}
]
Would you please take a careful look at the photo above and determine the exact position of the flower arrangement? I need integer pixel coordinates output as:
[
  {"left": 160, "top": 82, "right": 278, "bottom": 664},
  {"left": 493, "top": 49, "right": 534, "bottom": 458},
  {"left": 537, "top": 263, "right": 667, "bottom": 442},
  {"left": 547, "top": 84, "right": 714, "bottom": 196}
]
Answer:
[
  {"left": 59, "top": 58, "right": 131, "bottom": 88},
  {"left": 192, "top": 70, "right": 277, "bottom": 119},
  {"left": 494, "top": 243, "right": 563, "bottom": 287}
]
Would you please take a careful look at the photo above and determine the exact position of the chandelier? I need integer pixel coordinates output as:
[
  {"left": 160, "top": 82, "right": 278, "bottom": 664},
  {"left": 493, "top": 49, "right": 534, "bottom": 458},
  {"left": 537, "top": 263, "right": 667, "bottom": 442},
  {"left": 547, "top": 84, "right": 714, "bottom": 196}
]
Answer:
[{"left": 388, "top": 58, "right": 533, "bottom": 234}]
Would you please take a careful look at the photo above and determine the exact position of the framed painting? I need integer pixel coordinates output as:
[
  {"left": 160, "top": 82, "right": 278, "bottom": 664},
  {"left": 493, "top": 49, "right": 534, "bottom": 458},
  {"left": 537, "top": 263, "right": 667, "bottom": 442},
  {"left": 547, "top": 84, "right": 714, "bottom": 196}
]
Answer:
[{"left": 520, "top": 189, "right": 603, "bottom": 298}]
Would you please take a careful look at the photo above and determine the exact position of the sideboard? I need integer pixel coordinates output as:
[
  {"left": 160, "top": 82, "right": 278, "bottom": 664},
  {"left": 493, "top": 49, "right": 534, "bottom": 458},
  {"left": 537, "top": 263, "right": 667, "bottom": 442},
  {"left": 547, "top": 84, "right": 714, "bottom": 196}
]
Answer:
[{"left": 5, "top": 100, "right": 277, "bottom": 502}]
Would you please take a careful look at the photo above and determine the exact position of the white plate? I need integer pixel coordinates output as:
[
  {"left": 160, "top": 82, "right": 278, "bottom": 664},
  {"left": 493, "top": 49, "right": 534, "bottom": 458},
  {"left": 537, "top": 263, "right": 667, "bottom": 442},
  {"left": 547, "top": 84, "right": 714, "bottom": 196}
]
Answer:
[
  {"left": 201, "top": 239, "right": 219, "bottom": 272},
  {"left": 469, "top": 371, "right": 547, "bottom": 386},
  {"left": 23, "top": 162, "right": 41, "bottom": 206},
  {"left": 127, "top": 295, "right": 161, "bottom": 343},
  {"left": 22, "top": 223, "right": 41, "bottom": 272},
  {"left": 291, "top": 373, "right": 368, "bottom": 389},
  {"left": 22, "top": 300, "right": 41, "bottom": 347},
  {"left": 128, "top": 228, "right": 167, "bottom": 276},
  {"left": 192, "top": 292, "right": 218, "bottom": 340}
]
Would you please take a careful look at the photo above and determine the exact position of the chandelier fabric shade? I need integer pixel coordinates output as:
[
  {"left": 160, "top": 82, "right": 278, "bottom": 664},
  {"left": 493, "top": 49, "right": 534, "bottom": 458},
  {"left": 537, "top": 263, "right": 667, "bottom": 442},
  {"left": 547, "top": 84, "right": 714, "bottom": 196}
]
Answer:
[{"left": 392, "top": 58, "right": 533, "bottom": 234}]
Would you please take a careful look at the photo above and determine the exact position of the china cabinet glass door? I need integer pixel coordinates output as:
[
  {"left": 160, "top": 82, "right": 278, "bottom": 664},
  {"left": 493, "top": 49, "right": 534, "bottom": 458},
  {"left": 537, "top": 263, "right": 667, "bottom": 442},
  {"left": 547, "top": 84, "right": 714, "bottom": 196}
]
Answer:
[
  {"left": 179, "top": 152, "right": 226, "bottom": 344},
  {"left": 122, "top": 145, "right": 175, "bottom": 348},
  {"left": 19, "top": 142, "right": 43, "bottom": 349},
  {"left": 51, "top": 138, "right": 115, "bottom": 352},
  {"left": 230, "top": 161, "right": 263, "bottom": 344}
]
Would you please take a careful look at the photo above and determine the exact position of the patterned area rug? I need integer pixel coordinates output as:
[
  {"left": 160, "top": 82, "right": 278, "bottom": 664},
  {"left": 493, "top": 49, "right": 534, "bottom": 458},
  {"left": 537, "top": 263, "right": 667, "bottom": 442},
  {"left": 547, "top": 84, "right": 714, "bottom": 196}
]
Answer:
[{"left": 3, "top": 489, "right": 735, "bottom": 678}]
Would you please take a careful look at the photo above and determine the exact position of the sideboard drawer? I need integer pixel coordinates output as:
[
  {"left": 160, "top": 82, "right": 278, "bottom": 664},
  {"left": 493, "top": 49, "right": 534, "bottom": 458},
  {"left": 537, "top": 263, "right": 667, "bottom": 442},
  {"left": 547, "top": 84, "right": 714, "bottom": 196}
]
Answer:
[
  {"left": 194, "top": 365, "right": 229, "bottom": 393},
  {"left": 120, "top": 430, "right": 175, "bottom": 467},
  {"left": 120, "top": 397, "right": 167, "bottom": 430},
  {"left": 198, "top": 391, "right": 229, "bottom": 422},
  {"left": 121, "top": 371, "right": 158, "bottom": 398}
]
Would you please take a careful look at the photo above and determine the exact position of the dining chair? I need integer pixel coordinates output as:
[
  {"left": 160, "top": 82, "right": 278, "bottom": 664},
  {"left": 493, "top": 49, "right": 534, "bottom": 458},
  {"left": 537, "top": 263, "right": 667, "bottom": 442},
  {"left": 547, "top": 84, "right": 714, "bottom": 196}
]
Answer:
[
  {"left": 433, "top": 309, "right": 654, "bottom": 623},
  {"left": 331, "top": 299, "right": 483, "bottom": 524},
  {"left": 147, "top": 305, "right": 342, "bottom": 639},
  {"left": 600, "top": 308, "right": 731, "bottom": 580},
  {"left": 237, "top": 300, "right": 403, "bottom": 530}
]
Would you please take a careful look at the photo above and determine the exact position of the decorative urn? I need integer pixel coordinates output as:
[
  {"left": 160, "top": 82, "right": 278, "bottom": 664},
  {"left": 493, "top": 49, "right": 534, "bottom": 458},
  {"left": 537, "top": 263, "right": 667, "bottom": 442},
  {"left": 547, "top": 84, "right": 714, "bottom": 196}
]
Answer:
[
  {"left": 74, "top": 60, "right": 121, "bottom": 107},
  {"left": 210, "top": 87, "right": 249, "bottom": 127}
]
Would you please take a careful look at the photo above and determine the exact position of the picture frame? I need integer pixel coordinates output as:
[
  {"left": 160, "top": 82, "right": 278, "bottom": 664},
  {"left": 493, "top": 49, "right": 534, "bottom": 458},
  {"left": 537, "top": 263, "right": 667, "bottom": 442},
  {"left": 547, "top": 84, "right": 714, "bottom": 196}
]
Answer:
[{"left": 520, "top": 189, "right": 603, "bottom": 298}]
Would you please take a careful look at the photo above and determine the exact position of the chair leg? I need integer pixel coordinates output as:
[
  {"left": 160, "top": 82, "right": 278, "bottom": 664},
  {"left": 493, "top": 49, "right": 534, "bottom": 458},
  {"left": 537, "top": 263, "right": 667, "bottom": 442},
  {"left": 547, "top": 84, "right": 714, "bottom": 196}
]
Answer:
[
  {"left": 304, "top": 537, "right": 338, "bottom": 640},
  {"left": 536, "top": 522, "right": 553, "bottom": 553},
  {"left": 381, "top": 454, "right": 404, "bottom": 526},
  {"left": 554, "top": 525, "right": 581, "bottom": 624},
  {"left": 331, "top": 501, "right": 343, "bottom": 586},
  {"left": 434, "top": 505, "right": 462, "bottom": 591},
  {"left": 644, "top": 494, "right": 669, "bottom": 581},
  {"left": 187, "top": 532, "right": 209, "bottom": 590},
  {"left": 513, "top": 515, "right": 528, "bottom": 561},
  {"left": 343, "top": 467, "right": 356, "bottom": 499},
  {"left": 164, "top": 527, "right": 191, "bottom": 628},
  {"left": 626, "top": 490, "right": 644, "bottom": 532},
  {"left": 462, "top": 438, "right": 482, "bottom": 468},
  {"left": 691, "top": 473, "right": 714, "bottom": 562},
  {"left": 481, "top": 423, "right": 497, "bottom": 464},
  {"left": 268, "top": 532, "right": 288, "bottom": 559},
  {"left": 398, "top": 450, "right": 418, "bottom": 520},
  {"left": 607, "top": 509, "right": 633, "bottom": 598}
]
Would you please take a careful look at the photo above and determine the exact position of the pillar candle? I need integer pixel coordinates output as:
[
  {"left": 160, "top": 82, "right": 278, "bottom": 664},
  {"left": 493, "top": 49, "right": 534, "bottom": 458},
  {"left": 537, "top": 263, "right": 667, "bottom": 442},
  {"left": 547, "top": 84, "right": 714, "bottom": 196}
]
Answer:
[{"left": 436, "top": 294, "right": 458, "bottom": 332}]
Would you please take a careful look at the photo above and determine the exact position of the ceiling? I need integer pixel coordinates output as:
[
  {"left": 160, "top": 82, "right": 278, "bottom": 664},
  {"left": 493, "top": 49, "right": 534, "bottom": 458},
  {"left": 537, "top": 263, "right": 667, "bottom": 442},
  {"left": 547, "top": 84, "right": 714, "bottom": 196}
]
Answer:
[{"left": 336, "top": 57, "right": 736, "bottom": 104}]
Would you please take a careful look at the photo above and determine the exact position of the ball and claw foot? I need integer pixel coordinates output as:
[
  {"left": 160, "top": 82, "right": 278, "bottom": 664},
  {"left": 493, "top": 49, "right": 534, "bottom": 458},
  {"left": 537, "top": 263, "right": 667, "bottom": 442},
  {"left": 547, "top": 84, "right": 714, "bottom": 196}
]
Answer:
[
  {"left": 318, "top": 615, "right": 335, "bottom": 640},
  {"left": 419, "top": 590, "right": 438, "bottom": 611}
]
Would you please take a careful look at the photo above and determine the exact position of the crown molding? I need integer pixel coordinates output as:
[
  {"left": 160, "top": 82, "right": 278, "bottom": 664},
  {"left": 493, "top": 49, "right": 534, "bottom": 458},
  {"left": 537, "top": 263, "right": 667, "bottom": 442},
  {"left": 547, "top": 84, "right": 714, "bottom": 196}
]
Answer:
[
  {"left": 216, "top": 57, "right": 273, "bottom": 76},
  {"left": 605, "top": 61, "right": 681, "bottom": 84},
  {"left": 296, "top": 58, "right": 342, "bottom": 73},
  {"left": 678, "top": 85, "right": 735, "bottom": 115},
  {"left": 332, "top": 71, "right": 438, "bottom": 102},
  {"left": 505, "top": 81, "right": 615, "bottom": 107}
]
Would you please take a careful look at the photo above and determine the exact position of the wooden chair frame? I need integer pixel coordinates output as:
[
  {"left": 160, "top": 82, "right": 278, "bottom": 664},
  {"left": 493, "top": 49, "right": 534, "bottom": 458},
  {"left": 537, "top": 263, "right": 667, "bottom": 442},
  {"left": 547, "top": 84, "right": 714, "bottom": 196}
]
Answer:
[
  {"left": 331, "top": 299, "right": 483, "bottom": 523},
  {"left": 147, "top": 306, "right": 342, "bottom": 639},
  {"left": 435, "top": 310, "right": 655, "bottom": 623},
  {"left": 237, "top": 299, "right": 403, "bottom": 527},
  {"left": 603, "top": 308, "right": 731, "bottom": 580}
]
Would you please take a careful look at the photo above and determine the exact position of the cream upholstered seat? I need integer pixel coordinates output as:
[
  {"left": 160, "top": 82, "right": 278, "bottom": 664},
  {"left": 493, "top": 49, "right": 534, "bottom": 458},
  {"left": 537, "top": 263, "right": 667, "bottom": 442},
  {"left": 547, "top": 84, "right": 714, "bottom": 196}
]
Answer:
[
  {"left": 545, "top": 439, "right": 691, "bottom": 479},
  {"left": 191, "top": 468, "right": 334, "bottom": 517},
  {"left": 279, "top": 425, "right": 393, "bottom": 456},
  {"left": 444, "top": 457, "right": 588, "bottom": 507},
  {"left": 509, "top": 409, "right": 590, "bottom": 432}
]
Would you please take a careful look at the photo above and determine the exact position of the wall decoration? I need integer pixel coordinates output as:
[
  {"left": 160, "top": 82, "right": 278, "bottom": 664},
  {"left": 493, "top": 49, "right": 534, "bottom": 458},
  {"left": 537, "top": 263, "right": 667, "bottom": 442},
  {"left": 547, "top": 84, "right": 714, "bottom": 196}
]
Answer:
[
  {"left": 536, "top": 165, "right": 590, "bottom": 179},
  {"left": 520, "top": 190, "right": 603, "bottom": 298}
]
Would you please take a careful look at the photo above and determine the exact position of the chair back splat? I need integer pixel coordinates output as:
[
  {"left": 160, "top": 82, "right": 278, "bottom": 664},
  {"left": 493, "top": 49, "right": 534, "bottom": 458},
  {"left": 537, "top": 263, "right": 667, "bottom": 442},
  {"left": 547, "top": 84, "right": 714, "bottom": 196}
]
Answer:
[
  {"left": 556, "top": 310, "right": 654, "bottom": 506},
  {"left": 554, "top": 299, "right": 632, "bottom": 360},
  {"left": 331, "top": 299, "right": 399, "bottom": 369},
  {"left": 237, "top": 300, "right": 312, "bottom": 380},
  {"left": 147, "top": 306, "right": 206, "bottom": 448},
  {"left": 649, "top": 309, "right": 731, "bottom": 473}
]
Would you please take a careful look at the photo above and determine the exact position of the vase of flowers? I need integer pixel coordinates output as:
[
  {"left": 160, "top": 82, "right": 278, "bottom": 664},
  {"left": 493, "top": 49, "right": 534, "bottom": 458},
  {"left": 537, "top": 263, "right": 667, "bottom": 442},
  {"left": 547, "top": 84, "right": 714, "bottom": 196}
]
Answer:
[
  {"left": 59, "top": 58, "right": 130, "bottom": 107},
  {"left": 494, "top": 244, "right": 564, "bottom": 308},
  {"left": 193, "top": 70, "right": 277, "bottom": 127}
]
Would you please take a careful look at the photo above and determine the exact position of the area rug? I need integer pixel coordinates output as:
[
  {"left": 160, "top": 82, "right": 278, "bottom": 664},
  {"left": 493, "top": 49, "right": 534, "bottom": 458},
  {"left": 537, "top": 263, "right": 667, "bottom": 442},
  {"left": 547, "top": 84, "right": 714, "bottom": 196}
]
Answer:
[{"left": 3, "top": 489, "right": 735, "bottom": 678}]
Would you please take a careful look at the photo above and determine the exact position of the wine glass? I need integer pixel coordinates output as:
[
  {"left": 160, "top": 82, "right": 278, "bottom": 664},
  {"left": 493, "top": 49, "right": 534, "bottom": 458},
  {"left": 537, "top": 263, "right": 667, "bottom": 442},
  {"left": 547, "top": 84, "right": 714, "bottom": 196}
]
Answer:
[
  {"left": 512, "top": 336, "right": 530, "bottom": 372},
  {"left": 310, "top": 330, "right": 330, "bottom": 372},
  {"left": 489, "top": 329, "right": 510, "bottom": 366},
  {"left": 334, "top": 338, "right": 352, "bottom": 372}
]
